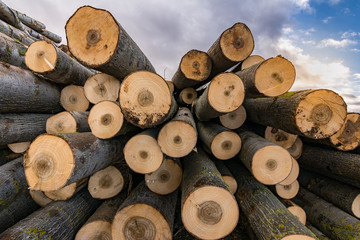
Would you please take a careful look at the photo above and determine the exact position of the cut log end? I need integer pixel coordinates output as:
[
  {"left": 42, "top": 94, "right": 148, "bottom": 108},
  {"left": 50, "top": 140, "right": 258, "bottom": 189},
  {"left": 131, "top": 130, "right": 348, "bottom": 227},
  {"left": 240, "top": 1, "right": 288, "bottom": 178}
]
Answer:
[
  {"left": 25, "top": 40, "right": 57, "bottom": 73},
  {"left": 180, "top": 49, "right": 212, "bottom": 81},
  {"left": 265, "top": 127, "right": 298, "bottom": 149},
  {"left": 88, "top": 166, "right": 124, "bottom": 199},
  {"left": 75, "top": 221, "right": 112, "bottom": 240},
  {"left": 287, "top": 205, "right": 306, "bottom": 225},
  {"left": 112, "top": 203, "right": 172, "bottom": 240},
  {"left": 211, "top": 131, "right": 242, "bottom": 160},
  {"left": 24, "top": 134, "right": 75, "bottom": 191},
  {"left": 182, "top": 186, "right": 238, "bottom": 240},
  {"left": 179, "top": 87, "right": 197, "bottom": 105},
  {"left": 351, "top": 193, "right": 360, "bottom": 218},
  {"left": 329, "top": 113, "right": 360, "bottom": 151},
  {"left": 29, "top": 190, "right": 52, "bottom": 207},
  {"left": 44, "top": 182, "right": 77, "bottom": 201},
  {"left": 241, "top": 55, "right": 265, "bottom": 70},
  {"left": 287, "top": 137, "right": 303, "bottom": 160},
  {"left": 252, "top": 145, "right": 293, "bottom": 185},
  {"left": 46, "top": 111, "right": 77, "bottom": 134},
  {"left": 275, "top": 180, "right": 300, "bottom": 199},
  {"left": 222, "top": 175, "right": 238, "bottom": 194},
  {"left": 66, "top": 6, "right": 119, "bottom": 67},
  {"left": 145, "top": 158, "right": 182, "bottom": 195},
  {"left": 60, "top": 85, "right": 89, "bottom": 111},
  {"left": 7, "top": 141, "right": 31, "bottom": 153},
  {"left": 84, "top": 73, "right": 121, "bottom": 104},
  {"left": 88, "top": 101, "right": 124, "bottom": 139},
  {"left": 282, "top": 236, "right": 316, "bottom": 240},
  {"left": 278, "top": 158, "right": 299, "bottom": 186},
  {"left": 166, "top": 81, "right": 174, "bottom": 93},
  {"left": 219, "top": 105, "right": 246, "bottom": 130}
]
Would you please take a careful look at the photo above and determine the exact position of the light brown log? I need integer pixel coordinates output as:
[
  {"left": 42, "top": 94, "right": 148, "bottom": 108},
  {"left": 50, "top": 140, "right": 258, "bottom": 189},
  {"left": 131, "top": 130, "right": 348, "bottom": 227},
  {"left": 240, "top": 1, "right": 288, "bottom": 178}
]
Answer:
[
  {"left": 265, "top": 126, "right": 298, "bottom": 149},
  {"left": 278, "top": 157, "right": 299, "bottom": 186},
  {"left": 0, "top": 32, "right": 28, "bottom": 69},
  {"left": 166, "top": 80, "right": 174, "bottom": 93},
  {"left": 44, "top": 178, "right": 87, "bottom": 201},
  {"left": 287, "top": 137, "right": 303, "bottom": 159},
  {"left": 192, "top": 72, "right": 245, "bottom": 121},
  {"left": 177, "top": 87, "right": 197, "bottom": 105},
  {"left": 29, "top": 190, "right": 52, "bottom": 207},
  {"left": 219, "top": 105, "right": 247, "bottom": 130},
  {"left": 46, "top": 111, "right": 90, "bottom": 134},
  {"left": 7, "top": 141, "right": 30, "bottom": 153},
  {"left": 275, "top": 180, "right": 300, "bottom": 199},
  {"left": 66, "top": 6, "right": 155, "bottom": 80},
  {"left": 171, "top": 49, "right": 212, "bottom": 89},
  {"left": 60, "top": 85, "right": 89, "bottom": 112},
  {"left": 281, "top": 199, "right": 306, "bottom": 225},
  {"left": 243, "top": 89, "right": 347, "bottom": 139},
  {"left": 232, "top": 54, "right": 265, "bottom": 72},
  {"left": 84, "top": 73, "right": 121, "bottom": 104},
  {"left": 214, "top": 159, "right": 238, "bottom": 194}
]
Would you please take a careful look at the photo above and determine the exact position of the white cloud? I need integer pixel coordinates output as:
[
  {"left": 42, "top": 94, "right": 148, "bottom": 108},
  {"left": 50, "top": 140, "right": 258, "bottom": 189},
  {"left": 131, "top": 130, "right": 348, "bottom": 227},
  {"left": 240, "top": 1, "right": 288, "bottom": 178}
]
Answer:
[
  {"left": 292, "top": 0, "right": 314, "bottom": 13},
  {"left": 282, "top": 27, "right": 294, "bottom": 35},
  {"left": 318, "top": 38, "right": 357, "bottom": 48},
  {"left": 329, "top": 0, "right": 342, "bottom": 5},
  {"left": 322, "top": 16, "right": 333, "bottom": 23},
  {"left": 341, "top": 31, "right": 359, "bottom": 39},
  {"left": 302, "top": 40, "right": 316, "bottom": 45},
  {"left": 351, "top": 48, "right": 360, "bottom": 53},
  {"left": 354, "top": 73, "right": 360, "bottom": 79}
]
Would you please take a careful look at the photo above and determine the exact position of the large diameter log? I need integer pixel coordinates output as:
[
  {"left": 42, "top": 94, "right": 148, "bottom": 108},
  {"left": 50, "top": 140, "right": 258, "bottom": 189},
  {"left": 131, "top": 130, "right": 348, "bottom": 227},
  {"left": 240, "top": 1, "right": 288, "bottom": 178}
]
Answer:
[
  {"left": 287, "top": 137, "right": 303, "bottom": 159},
  {"left": 214, "top": 159, "right": 237, "bottom": 194},
  {"left": 298, "top": 169, "right": 360, "bottom": 218},
  {"left": 112, "top": 182, "right": 178, "bottom": 240},
  {"left": 232, "top": 54, "right": 265, "bottom": 72},
  {"left": 225, "top": 160, "right": 317, "bottom": 240},
  {"left": 119, "top": 71, "right": 177, "bottom": 128},
  {"left": 306, "top": 225, "right": 331, "bottom": 240},
  {"left": 46, "top": 111, "right": 90, "bottom": 134},
  {"left": 293, "top": 188, "right": 360, "bottom": 240},
  {"left": 236, "top": 130, "right": 293, "bottom": 185},
  {"left": 0, "top": 32, "right": 28, "bottom": 69},
  {"left": 197, "top": 121, "right": 242, "bottom": 160},
  {"left": 84, "top": 73, "right": 120, "bottom": 104},
  {"left": 0, "top": 62, "right": 62, "bottom": 113},
  {"left": 243, "top": 89, "right": 347, "bottom": 139},
  {"left": 66, "top": 6, "right": 155, "bottom": 79},
  {"left": 25, "top": 40, "right": 94, "bottom": 85},
  {"left": 172, "top": 49, "right": 212, "bottom": 89},
  {"left": 60, "top": 85, "right": 89, "bottom": 111},
  {"left": 219, "top": 105, "right": 247, "bottom": 130},
  {"left": 265, "top": 126, "right": 298, "bottom": 149},
  {"left": 192, "top": 72, "right": 245, "bottom": 121},
  {"left": 158, "top": 107, "right": 197, "bottom": 158},
  {"left": 7, "top": 141, "right": 31, "bottom": 153},
  {"left": 24, "top": 132, "right": 127, "bottom": 191},
  {"left": 0, "top": 113, "right": 52, "bottom": 145},
  {"left": 0, "top": 188, "right": 101, "bottom": 239},
  {"left": 181, "top": 149, "right": 239, "bottom": 239},
  {"left": 0, "top": 18, "right": 35, "bottom": 45}
]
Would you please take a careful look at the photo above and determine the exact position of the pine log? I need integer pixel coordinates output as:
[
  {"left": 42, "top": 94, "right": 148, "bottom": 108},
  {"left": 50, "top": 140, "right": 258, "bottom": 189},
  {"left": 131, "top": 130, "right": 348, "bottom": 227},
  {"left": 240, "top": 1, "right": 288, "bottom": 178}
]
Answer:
[
  {"left": 192, "top": 72, "right": 245, "bottom": 121},
  {"left": 278, "top": 157, "right": 299, "bottom": 186},
  {"left": 60, "top": 85, "right": 89, "bottom": 111},
  {"left": 243, "top": 89, "right": 347, "bottom": 139},
  {"left": 124, "top": 128, "right": 164, "bottom": 174},
  {"left": 24, "top": 132, "right": 127, "bottom": 191},
  {"left": 219, "top": 105, "right": 246, "bottom": 130},
  {"left": 25, "top": 40, "right": 94, "bottom": 85},
  {"left": 0, "top": 188, "right": 101, "bottom": 240},
  {"left": 197, "top": 121, "right": 242, "bottom": 160},
  {"left": 0, "top": 62, "right": 62, "bottom": 113},
  {"left": 306, "top": 225, "right": 331, "bottom": 240},
  {"left": 292, "top": 188, "right": 360, "bottom": 240},
  {"left": 177, "top": 87, "right": 198, "bottom": 105},
  {"left": 274, "top": 180, "right": 300, "bottom": 199},
  {"left": 66, "top": 6, "right": 155, "bottom": 80},
  {"left": 181, "top": 149, "right": 238, "bottom": 239},
  {"left": 7, "top": 141, "right": 30, "bottom": 153},
  {"left": 46, "top": 111, "right": 90, "bottom": 134},
  {"left": 145, "top": 157, "right": 182, "bottom": 195},
  {"left": 0, "top": 32, "right": 28, "bottom": 69},
  {"left": 235, "top": 129, "right": 293, "bottom": 185},
  {"left": 232, "top": 54, "right": 265, "bottom": 72},
  {"left": 119, "top": 71, "right": 178, "bottom": 128},
  {"left": 298, "top": 169, "right": 360, "bottom": 218},
  {"left": 172, "top": 49, "right": 212, "bottom": 89},
  {"left": 75, "top": 191, "right": 128, "bottom": 240},
  {"left": 225, "top": 160, "right": 317, "bottom": 240},
  {"left": 158, "top": 107, "right": 197, "bottom": 158},
  {"left": 280, "top": 199, "right": 306, "bottom": 225},
  {"left": 29, "top": 190, "right": 52, "bottom": 207},
  {"left": 0, "top": 18, "right": 35, "bottom": 46},
  {"left": 83, "top": 73, "right": 120, "bottom": 104},
  {"left": 287, "top": 137, "right": 303, "bottom": 159},
  {"left": 0, "top": 113, "right": 52, "bottom": 145},
  {"left": 265, "top": 126, "right": 298, "bottom": 149},
  {"left": 0, "top": 148, "right": 21, "bottom": 166},
  {"left": 214, "top": 159, "right": 238, "bottom": 194},
  {"left": 44, "top": 178, "right": 87, "bottom": 201},
  {"left": 112, "top": 182, "right": 177, "bottom": 240}
]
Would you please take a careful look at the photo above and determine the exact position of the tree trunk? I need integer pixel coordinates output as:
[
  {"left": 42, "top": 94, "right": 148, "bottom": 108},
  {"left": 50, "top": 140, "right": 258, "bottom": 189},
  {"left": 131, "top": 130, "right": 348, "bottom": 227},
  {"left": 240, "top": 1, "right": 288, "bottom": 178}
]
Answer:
[
  {"left": 225, "top": 160, "right": 317, "bottom": 240},
  {"left": 292, "top": 188, "right": 360, "bottom": 240},
  {"left": 84, "top": 73, "right": 121, "bottom": 104},
  {"left": 232, "top": 54, "right": 265, "bottom": 72},
  {"left": 0, "top": 62, "right": 63, "bottom": 113},
  {"left": 219, "top": 105, "right": 247, "bottom": 130},
  {"left": 264, "top": 126, "right": 298, "bottom": 149},
  {"left": 181, "top": 149, "right": 238, "bottom": 240},
  {"left": 214, "top": 159, "right": 237, "bottom": 194},
  {"left": 171, "top": 49, "right": 212, "bottom": 89},
  {"left": 0, "top": 188, "right": 101, "bottom": 240},
  {"left": 280, "top": 199, "right": 306, "bottom": 225},
  {"left": 306, "top": 225, "right": 331, "bottom": 240},
  {"left": 60, "top": 85, "right": 89, "bottom": 112},
  {"left": 243, "top": 89, "right": 347, "bottom": 139},
  {"left": 0, "top": 32, "right": 28, "bottom": 69},
  {"left": 38, "top": 28, "right": 62, "bottom": 43},
  {"left": 112, "top": 181, "right": 177, "bottom": 240},
  {"left": 66, "top": 6, "right": 155, "bottom": 80},
  {"left": 278, "top": 157, "right": 299, "bottom": 186},
  {"left": 197, "top": 121, "right": 242, "bottom": 160},
  {"left": 24, "top": 132, "right": 128, "bottom": 191},
  {"left": 25, "top": 41, "right": 94, "bottom": 85},
  {"left": 0, "top": 113, "right": 52, "bottom": 145},
  {"left": 177, "top": 87, "right": 198, "bottom": 105},
  {"left": 298, "top": 168, "right": 360, "bottom": 218},
  {"left": 235, "top": 129, "right": 292, "bottom": 185},
  {"left": 46, "top": 111, "right": 90, "bottom": 134},
  {"left": 0, "top": 148, "right": 21, "bottom": 166},
  {"left": 0, "top": 18, "right": 35, "bottom": 46},
  {"left": 158, "top": 107, "right": 197, "bottom": 158},
  {"left": 287, "top": 137, "right": 303, "bottom": 159}
]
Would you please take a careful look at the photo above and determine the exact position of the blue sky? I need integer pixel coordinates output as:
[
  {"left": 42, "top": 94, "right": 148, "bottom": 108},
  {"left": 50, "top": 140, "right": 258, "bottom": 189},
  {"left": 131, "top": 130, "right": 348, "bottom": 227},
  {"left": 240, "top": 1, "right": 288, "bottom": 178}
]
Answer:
[{"left": 4, "top": 0, "right": 360, "bottom": 112}]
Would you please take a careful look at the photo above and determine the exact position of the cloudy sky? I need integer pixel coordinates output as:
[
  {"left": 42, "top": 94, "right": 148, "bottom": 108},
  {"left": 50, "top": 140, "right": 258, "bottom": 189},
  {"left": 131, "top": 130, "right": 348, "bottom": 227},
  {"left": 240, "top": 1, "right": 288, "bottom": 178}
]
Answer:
[{"left": 5, "top": 0, "right": 360, "bottom": 112}]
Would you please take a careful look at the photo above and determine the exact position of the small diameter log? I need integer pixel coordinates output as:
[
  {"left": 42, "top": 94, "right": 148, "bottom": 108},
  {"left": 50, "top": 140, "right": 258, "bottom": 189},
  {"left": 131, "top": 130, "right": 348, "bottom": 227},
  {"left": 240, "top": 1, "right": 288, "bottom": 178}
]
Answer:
[
  {"left": 112, "top": 182, "right": 178, "bottom": 240},
  {"left": 278, "top": 157, "right": 299, "bottom": 186},
  {"left": 177, "top": 87, "right": 197, "bottom": 105},
  {"left": 181, "top": 150, "right": 238, "bottom": 240},
  {"left": 88, "top": 100, "right": 137, "bottom": 139},
  {"left": 119, "top": 71, "right": 177, "bottom": 128},
  {"left": 225, "top": 160, "right": 317, "bottom": 240},
  {"left": 265, "top": 126, "right": 298, "bottom": 149},
  {"left": 0, "top": 188, "right": 101, "bottom": 239},
  {"left": 232, "top": 54, "right": 265, "bottom": 72},
  {"left": 172, "top": 49, "right": 212, "bottom": 89},
  {"left": 145, "top": 157, "right": 182, "bottom": 195},
  {"left": 298, "top": 169, "right": 360, "bottom": 218},
  {"left": 29, "top": 190, "right": 52, "bottom": 207},
  {"left": 24, "top": 132, "right": 127, "bottom": 191},
  {"left": 274, "top": 180, "right": 300, "bottom": 200},
  {"left": 281, "top": 199, "right": 306, "bottom": 225},
  {"left": 84, "top": 73, "right": 121, "bottom": 104},
  {"left": 75, "top": 191, "right": 128, "bottom": 240},
  {"left": 60, "top": 85, "right": 89, "bottom": 111},
  {"left": 8, "top": 7, "right": 46, "bottom": 32},
  {"left": 7, "top": 141, "right": 31, "bottom": 153},
  {"left": 0, "top": 19, "right": 35, "bottom": 45},
  {"left": 124, "top": 128, "right": 163, "bottom": 174},
  {"left": 287, "top": 137, "right": 303, "bottom": 159},
  {"left": 306, "top": 225, "right": 331, "bottom": 240},
  {"left": 0, "top": 113, "right": 52, "bottom": 145},
  {"left": 214, "top": 159, "right": 238, "bottom": 194},
  {"left": 243, "top": 89, "right": 347, "bottom": 139},
  {"left": 197, "top": 121, "right": 242, "bottom": 160},
  {"left": 46, "top": 111, "right": 90, "bottom": 134},
  {"left": 236, "top": 130, "right": 293, "bottom": 185},
  {"left": 158, "top": 107, "right": 197, "bottom": 158},
  {"left": 66, "top": 6, "right": 155, "bottom": 80},
  {"left": 0, "top": 62, "right": 62, "bottom": 113},
  {"left": 293, "top": 188, "right": 360, "bottom": 240},
  {"left": 192, "top": 72, "right": 245, "bottom": 121},
  {"left": 219, "top": 105, "right": 247, "bottom": 130},
  {"left": 44, "top": 178, "right": 87, "bottom": 201},
  {"left": 39, "top": 28, "right": 62, "bottom": 43},
  {"left": 0, "top": 32, "right": 28, "bottom": 69}
]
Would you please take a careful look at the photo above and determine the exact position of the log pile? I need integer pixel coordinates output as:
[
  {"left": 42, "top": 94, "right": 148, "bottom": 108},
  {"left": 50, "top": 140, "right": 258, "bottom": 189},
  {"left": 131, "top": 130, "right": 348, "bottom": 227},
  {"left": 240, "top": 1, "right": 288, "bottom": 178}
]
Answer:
[{"left": 0, "top": 3, "right": 359, "bottom": 240}]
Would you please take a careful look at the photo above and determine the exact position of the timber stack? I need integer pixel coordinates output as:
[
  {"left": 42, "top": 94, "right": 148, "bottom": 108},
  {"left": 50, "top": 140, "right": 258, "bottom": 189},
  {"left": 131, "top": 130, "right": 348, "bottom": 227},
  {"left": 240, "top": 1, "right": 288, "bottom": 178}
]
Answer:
[{"left": 0, "top": 2, "right": 359, "bottom": 240}]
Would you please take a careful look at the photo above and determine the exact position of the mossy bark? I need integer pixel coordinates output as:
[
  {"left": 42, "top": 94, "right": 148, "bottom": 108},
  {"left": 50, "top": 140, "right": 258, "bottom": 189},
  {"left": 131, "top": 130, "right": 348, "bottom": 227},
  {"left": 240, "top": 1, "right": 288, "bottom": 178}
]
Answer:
[
  {"left": 0, "top": 32, "right": 28, "bottom": 69},
  {"left": 306, "top": 224, "right": 331, "bottom": 240},
  {"left": 0, "top": 19, "right": 35, "bottom": 45}
]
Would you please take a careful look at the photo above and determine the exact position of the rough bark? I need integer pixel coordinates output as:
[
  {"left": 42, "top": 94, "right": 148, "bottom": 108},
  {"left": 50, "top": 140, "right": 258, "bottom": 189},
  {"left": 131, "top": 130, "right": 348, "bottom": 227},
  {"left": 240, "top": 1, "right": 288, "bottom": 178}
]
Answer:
[
  {"left": 0, "top": 32, "right": 28, "bottom": 69},
  {"left": 214, "top": 159, "right": 237, "bottom": 194},
  {"left": 0, "top": 18, "right": 35, "bottom": 45},
  {"left": 306, "top": 225, "right": 331, "bottom": 240},
  {"left": 0, "top": 148, "right": 21, "bottom": 166},
  {"left": 173, "top": 225, "right": 250, "bottom": 240},
  {"left": 8, "top": 7, "right": 46, "bottom": 32}
]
